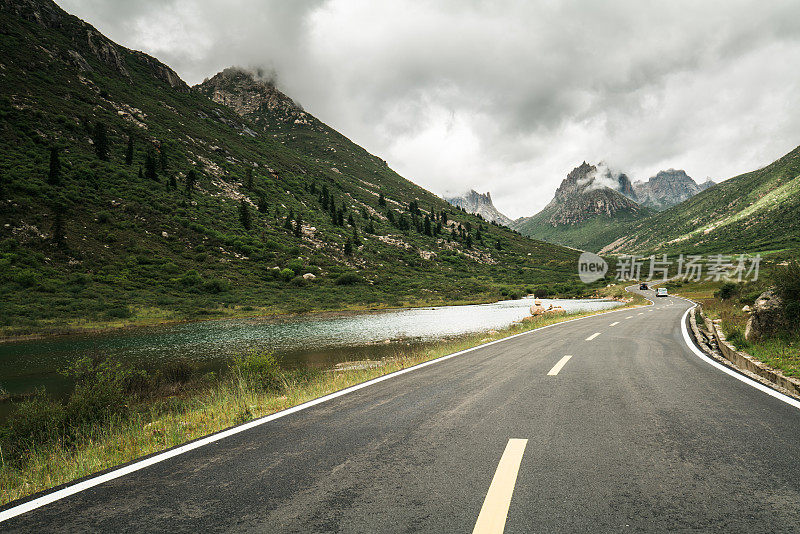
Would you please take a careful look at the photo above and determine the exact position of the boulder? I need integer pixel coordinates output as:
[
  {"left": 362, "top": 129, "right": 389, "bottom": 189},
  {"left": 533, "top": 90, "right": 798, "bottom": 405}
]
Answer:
[
  {"left": 745, "top": 289, "right": 787, "bottom": 341},
  {"left": 302, "top": 273, "right": 316, "bottom": 280}
]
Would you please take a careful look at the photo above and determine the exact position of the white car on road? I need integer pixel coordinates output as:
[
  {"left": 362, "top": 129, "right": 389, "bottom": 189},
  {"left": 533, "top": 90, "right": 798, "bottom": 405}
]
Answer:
[{"left": 656, "top": 287, "right": 668, "bottom": 297}]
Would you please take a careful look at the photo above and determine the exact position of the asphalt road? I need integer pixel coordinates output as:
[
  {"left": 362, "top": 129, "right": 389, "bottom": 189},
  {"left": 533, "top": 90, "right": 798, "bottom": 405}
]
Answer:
[{"left": 3, "top": 290, "right": 800, "bottom": 532}]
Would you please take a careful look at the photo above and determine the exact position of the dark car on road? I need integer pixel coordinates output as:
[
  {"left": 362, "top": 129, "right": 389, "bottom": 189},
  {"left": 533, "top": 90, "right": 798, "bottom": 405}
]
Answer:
[{"left": 639, "top": 283, "right": 648, "bottom": 290}]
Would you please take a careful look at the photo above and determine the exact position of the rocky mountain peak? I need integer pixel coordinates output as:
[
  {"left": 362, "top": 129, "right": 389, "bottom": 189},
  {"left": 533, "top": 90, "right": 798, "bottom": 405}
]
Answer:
[
  {"left": 540, "top": 162, "right": 646, "bottom": 226},
  {"left": 444, "top": 190, "right": 513, "bottom": 226},
  {"left": 195, "top": 67, "right": 311, "bottom": 127},
  {"left": 633, "top": 169, "right": 704, "bottom": 210}
]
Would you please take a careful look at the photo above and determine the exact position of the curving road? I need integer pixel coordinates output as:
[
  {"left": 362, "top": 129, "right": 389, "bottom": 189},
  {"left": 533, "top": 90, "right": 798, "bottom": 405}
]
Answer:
[{"left": 2, "top": 289, "right": 800, "bottom": 532}]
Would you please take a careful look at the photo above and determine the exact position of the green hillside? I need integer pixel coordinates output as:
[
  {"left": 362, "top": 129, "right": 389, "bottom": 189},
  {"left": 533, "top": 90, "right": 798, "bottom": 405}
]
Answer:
[
  {"left": 0, "top": 0, "right": 587, "bottom": 337},
  {"left": 512, "top": 205, "right": 646, "bottom": 252},
  {"left": 602, "top": 145, "right": 800, "bottom": 254}
]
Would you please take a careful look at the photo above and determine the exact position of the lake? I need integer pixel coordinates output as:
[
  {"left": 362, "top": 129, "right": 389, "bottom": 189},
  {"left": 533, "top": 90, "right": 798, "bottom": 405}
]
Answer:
[{"left": 0, "top": 297, "right": 620, "bottom": 408}]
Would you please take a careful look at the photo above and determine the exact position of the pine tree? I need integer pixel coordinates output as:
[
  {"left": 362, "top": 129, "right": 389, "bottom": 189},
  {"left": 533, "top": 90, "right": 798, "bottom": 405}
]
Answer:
[
  {"left": 294, "top": 216, "right": 302, "bottom": 237},
  {"left": 424, "top": 215, "right": 432, "bottom": 236},
  {"left": 257, "top": 196, "right": 268, "bottom": 213},
  {"left": 125, "top": 135, "right": 134, "bottom": 165},
  {"left": 169, "top": 174, "right": 177, "bottom": 190},
  {"left": 239, "top": 199, "right": 251, "bottom": 230},
  {"left": 93, "top": 121, "right": 108, "bottom": 161},
  {"left": 352, "top": 226, "right": 361, "bottom": 246},
  {"left": 465, "top": 234, "right": 473, "bottom": 249},
  {"left": 186, "top": 169, "right": 197, "bottom": 195},
  {"left": 344, "top": 240, "right": 353, "bottom": 256},
  {"left": 245, "top": 167, "right": 253, "bottom": 190},
  {"left": 144, "top": 150, "right": 158, "bottom": 181},
  {"left": 47, "top": 146, "right": 61, "bottom": 185},
  {"left": 337, "top": 209, "right": 344, "bottom": 227},
  {"left": 348, "top": 213, "right": 355, "bottom": 227},
  {"left": 378, "top": 191, "right": 386, "bottom": 207},
  {"left": 138, "top": 166, "right": 143, "bottom": 180}
]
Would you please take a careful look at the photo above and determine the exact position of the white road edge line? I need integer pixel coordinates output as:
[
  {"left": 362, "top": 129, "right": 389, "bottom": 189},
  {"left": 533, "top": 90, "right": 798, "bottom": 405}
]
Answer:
[
  {"left": 0, "top": 298, "right": 651, "bottom": 523},
  {"left": 473, "top": 439, "right": 528, "bottom": 534},
  {"left": 678, "top": 302, "right": 800, "bottom": 411},
  {"left": 547, "top": 355, "right": 573, "bottom": 376},
  {"left": 609, "top": 321, "right": 619, "bottom": 327},
  {"left": 585, "top": 332, "right": 601, "bottom": 341}
]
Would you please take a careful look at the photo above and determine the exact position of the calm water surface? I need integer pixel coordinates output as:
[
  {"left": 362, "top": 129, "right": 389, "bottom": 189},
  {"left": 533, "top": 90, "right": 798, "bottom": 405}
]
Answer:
[{"left": 0, "top": 297, "right": 620, "bottom": 403}]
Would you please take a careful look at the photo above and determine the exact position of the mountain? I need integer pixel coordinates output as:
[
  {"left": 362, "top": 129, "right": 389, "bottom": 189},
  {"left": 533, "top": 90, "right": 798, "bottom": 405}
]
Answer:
[
  {"left": 601, "top": 145, "right": 800, "bottom": 254},
  {"left": 631, "top": 169, "right": 712, "bottom": 210},
  {"left": 0, "top": 0, "right": 587, "bottom": 336},
  {"left": 443, "top": 190, "right": 513, "bottom": 226},
  {"left": 511, "top": 162, "right": 651, "bottom": 251}
]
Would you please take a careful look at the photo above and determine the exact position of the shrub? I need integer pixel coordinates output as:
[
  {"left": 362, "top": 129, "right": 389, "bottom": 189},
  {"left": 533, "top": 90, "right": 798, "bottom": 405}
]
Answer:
[
  {"left": 105, "top": 306, "right": 131, "bottom": 319},
  {"left": 202, "top": 278, "right": 230, "bottom": 293},
  {"left": 291, "top": 275, "right": 307, "bottom": 286},
  {"left": 726, "top": 327, "right": 751, "bottom": 350},
  {"left": 179, "top": 270, "right": 202, "bottom": 287},
  {"left": 533, "top": 288, "right": 549, "bottom": 298},
  {"left": 0, "top": 389, "right": 65, "bottom": 460},
  {"left": 286, "top": 258, "right": 305, "bottom": 275},
  {"left": 13, "top": 269, "right": 37, "bottom": 288},
  {"left": 335, "top": 272, "right": 364, "bottom": 285},
  {"left": 773, "top": 260, "right": 800, "bottom": 328},
  {"left": 159, "top": 359, "right": 197, "bottom": 385},
  {"left": 279, "top": 268, "right": 295, "bottom": 282},
  {"left": 714, "top": 282, "right": 738, "bottom": 300},
  {"left": 63, "top": 356, "right": 145, "bottom": 427},
  {"left": 232, "top": 351, "right": 284, "bottom": 392}
]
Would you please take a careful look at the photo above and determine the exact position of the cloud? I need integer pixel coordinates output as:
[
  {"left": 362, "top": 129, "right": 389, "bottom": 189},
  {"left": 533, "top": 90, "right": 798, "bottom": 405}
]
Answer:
[{"left": 57, "top": 0, "right": 800, "bottom": 218}]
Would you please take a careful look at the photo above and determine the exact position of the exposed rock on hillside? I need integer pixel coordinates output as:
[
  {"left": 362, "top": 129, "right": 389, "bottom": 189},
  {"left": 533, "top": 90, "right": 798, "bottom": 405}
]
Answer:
[
  {"left": 195, "top": 68, "right": 312, "bottom": 128},
  {"left": 444, "top": 190, "right": 513, "bottom": 226},
  {"left": 632, "top": 169, "right": 707, "bottom": 210}
]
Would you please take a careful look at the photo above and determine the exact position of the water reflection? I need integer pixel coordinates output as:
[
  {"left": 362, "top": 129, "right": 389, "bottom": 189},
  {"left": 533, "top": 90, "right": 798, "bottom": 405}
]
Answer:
[{"left": 0, "top": 297, "right": 619, "bottom": 400}]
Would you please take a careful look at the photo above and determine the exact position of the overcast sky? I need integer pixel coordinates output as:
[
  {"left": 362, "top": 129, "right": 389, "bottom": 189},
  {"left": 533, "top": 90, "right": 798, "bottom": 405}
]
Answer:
[{"left": 58, "top": 0, "right": 800, "bottom": 218}]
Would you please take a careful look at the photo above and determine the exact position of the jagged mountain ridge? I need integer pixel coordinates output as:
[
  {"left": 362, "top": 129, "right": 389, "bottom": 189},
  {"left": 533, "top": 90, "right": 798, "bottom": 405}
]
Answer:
[
  {"left": 510, "top": 162, "right": 651, "bottom": 251},
  {"left": 443, "top": 190, "right": 513, "bottom": 226}
]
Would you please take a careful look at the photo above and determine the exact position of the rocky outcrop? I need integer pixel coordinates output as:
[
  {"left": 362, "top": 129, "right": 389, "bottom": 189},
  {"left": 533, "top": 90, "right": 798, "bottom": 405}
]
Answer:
[
  {"left": 444, "top": 190, "right": 513, "bottom": 226},
  {"left": 1, "top": 0, "right": 189, "bottom": 92},
  {"left": 745, "top": 289, "right": 788, "bottom": 341},
  {"left": 195, "top": 68, "right": 311, "bottom": 127},
  {"left": 131, "top": 52, "right": 190, "bottom": 93},
  {"left": 632, "top": 169, "right": 705, "bottom": 210}
]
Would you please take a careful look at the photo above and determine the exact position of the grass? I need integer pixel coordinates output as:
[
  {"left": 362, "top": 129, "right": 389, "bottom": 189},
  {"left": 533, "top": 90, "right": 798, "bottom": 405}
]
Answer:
[
  {"left": 0, "top": 295, "right": 646, "bottom": 506},
  {"left": 668, "top": 278, "right": 800, "bottom": 380}
]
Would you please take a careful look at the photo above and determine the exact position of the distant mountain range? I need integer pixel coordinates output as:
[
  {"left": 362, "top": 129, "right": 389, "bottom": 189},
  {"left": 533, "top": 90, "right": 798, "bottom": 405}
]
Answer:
[
  {"left": 508, "top": 150, "right": 799, "bottom": 254},
  {"left": 443, "top": 190, "right": 513, "bottom": 226}
]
